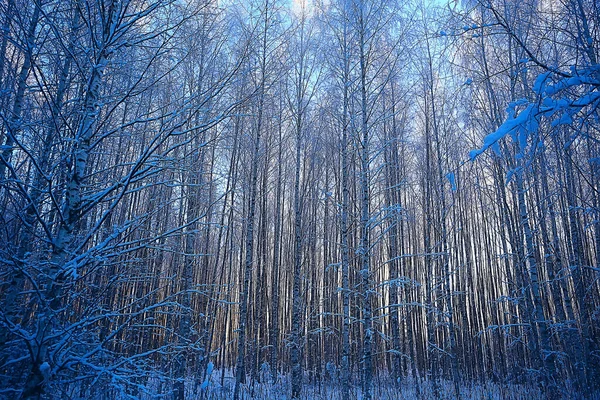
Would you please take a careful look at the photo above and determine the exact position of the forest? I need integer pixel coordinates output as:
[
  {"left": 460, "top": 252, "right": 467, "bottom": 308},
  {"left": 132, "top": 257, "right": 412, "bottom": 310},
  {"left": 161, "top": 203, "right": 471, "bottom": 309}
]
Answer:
[{"left": 0, "top": 0, "right": 598, "bottom": 399}]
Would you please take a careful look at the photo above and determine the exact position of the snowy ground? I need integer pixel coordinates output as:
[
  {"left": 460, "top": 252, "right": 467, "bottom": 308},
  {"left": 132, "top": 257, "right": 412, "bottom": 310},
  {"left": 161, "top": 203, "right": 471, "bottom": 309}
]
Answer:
[
  {"left": 127, "top": 370, "right": 549, "bottom": 400},
  {"left": 190, "top": 380, "right": 544, "bottom": 400},
  {"left": 61, "top": 368, "right": 600, "bottom": 399}
]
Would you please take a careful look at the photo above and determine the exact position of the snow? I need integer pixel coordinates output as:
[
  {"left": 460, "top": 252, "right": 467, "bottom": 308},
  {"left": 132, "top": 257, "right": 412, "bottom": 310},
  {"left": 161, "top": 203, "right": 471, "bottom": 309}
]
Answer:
[
  {"left": 551, "top": 111, "right": 573, "bottom": 127},
  {"left": 200, "top": 362, "right": 214, "bottom": 390},
  {"left": 469, "top": 103, "right": 536, "bottom": 161},
  {"left": 469, "top": 116, "right": 518, "bottom": 160},
  {"left": 589, "top": 157, "right": 600, "bottom": 164},
  {"left": 124, "top": 373, "right": 549, "bottom": 399},
  {"left": 40, "top": 361, "right": 51, "bottom": 380},
  {"left": 532, "top": 71, "right": 551, "bottom": 95},
  {"left": 446, "top": 172, "right": 457, "bottom": 191},
  {"left": 505, "top": 168, "right": 518, "bottom": 184}
]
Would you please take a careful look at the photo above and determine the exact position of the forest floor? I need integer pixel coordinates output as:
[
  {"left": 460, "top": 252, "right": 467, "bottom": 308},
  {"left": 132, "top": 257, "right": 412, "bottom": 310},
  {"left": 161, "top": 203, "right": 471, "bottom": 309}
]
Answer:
[{"left": 127, "top": 371, "right": 553, "bottom": 400}]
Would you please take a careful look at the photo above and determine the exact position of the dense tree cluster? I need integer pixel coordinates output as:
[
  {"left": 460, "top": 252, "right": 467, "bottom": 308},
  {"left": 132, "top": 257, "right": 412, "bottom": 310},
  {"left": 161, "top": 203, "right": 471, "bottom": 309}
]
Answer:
[{"left": 0, "top": 0, "right": 598, "bottom": 398}]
